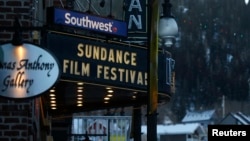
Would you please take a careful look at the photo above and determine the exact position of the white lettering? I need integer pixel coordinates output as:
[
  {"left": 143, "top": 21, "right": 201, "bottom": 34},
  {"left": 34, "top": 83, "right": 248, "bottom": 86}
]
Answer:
[
  {"left": 76, "top": 43, "right": 137, "bottom": 66},
  {"left": 97, "top": 65, "right": 147, "bottom": 85},
  {"left": 127, "top": 0, "right": 143, "bottom": 30},
  {"left": 63, "top": 60, "right": 69, "bottom": 73},
  {"left": 212, "top": 129, "right": 247, "bottom": 137},
  {"left": 63, "top": 60, "right": 90, "bottom": 76},
  {"left": 128, "top": 15, "right": 142, "bottom": 29},
  {"left": 64, "top": 13, "right": 113, "bottom": 33},
  {"left": 128, "top": 0, "right": 142, "bottom": 12}
]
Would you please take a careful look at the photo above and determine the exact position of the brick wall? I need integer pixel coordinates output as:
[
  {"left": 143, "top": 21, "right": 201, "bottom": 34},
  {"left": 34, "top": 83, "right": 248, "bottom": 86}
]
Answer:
[
  {"left": 0, "top": 99, "right": 35, "bottom": 141},
  {"left": 0, "top": 0, "right": 67, "bottom": 43},
  {"left": 0, "top": 0, "right": 34, "bottom": 43}
]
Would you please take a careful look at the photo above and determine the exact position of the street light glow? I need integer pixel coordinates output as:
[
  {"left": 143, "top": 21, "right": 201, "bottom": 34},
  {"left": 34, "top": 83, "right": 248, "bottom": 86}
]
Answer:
[{"left": 245, "top": 0, "right": 249, "bottom": 5}]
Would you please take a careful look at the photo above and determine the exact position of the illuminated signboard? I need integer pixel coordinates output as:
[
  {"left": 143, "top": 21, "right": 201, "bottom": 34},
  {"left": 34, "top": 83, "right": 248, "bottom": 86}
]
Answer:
[
  {"left": 0, "top": 43, "right": 60, "bottom": 99},
  {"left": 46, "top": 31, "right": 170, "bottom": 94},
  {"left": 124, "top": 0, "right": 147, "bottom": 41},
  {"left": 47, "top": 7, "right": 128, "bottom": 38}
]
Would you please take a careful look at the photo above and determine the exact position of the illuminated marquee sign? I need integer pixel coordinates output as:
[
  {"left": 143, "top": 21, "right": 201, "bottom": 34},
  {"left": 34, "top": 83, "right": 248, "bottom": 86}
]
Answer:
[
  {"left": 46, "top": 31, "right": 169, "bottom": 93},
  {"left": 47, "top": 7, "right": 128, "bottom": 37},
  {"left": 0, "top": 43, "right": 60, "bottom": 99},
  {"left": 124, "top": 0, "right": 147, "bottom": 40}
]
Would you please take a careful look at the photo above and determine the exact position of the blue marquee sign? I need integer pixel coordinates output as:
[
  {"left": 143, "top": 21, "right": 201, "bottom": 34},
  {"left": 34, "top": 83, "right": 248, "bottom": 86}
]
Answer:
[{"left": 47, "top": 7, "right": 128, "bottom": 38}]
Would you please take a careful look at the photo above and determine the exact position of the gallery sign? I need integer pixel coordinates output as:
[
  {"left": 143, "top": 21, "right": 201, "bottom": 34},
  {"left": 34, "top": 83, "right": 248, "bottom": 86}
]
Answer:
[
  {"left": 47, "top": 7, "right": 128, "bottom": 38},
  {"left": 46, "top": 31, "right": 170, "bottom": 94},
  {"left": 0, "top": 43, "right": 60, "bottom": 99}
]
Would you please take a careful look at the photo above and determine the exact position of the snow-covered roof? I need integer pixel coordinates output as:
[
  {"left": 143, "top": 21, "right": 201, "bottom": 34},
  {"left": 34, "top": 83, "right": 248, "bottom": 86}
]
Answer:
[
  {"left": 233, "top": 112, "right": 250, "bottom": 125},
  {"left": 141, "top": 123, "right": 205, "bottom": 135},
  {"left": 221, "top": 112, "right": 250, "bottom": 125},
  {"left": 182, "top": 109, "right": 216, "bottom": 122}
]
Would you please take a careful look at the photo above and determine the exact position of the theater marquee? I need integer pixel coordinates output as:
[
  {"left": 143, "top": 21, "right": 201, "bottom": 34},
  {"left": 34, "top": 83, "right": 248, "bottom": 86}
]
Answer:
[{"left": 46, "top": 31, "right": 170, "bottom": 94}]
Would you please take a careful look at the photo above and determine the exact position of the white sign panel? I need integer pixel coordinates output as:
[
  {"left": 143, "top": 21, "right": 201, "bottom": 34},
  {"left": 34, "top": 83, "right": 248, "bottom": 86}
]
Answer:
[{"left": 0, "top": 43, "right": 60, "bottom": 98}]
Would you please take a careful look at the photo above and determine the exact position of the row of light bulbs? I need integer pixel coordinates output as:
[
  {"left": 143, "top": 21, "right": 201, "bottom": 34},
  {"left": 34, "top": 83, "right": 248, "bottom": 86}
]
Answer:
[
  {"left": 103, "top": 87, "right": 138, "bottom": 104},
  {"left": 49, "top": 87, "right": 57, "bottom": 110},
  {"left": 49, "top": 83, "right": 139, "bottom": 109},
  {"left": 104, "top": 87, "right": 114, "bottom": 104},
  {"left": 49, "top": 82, "right": 85, "bottom": 110},
  {"left": 76, "top": 82, "right": 84, "bottom": 107}
]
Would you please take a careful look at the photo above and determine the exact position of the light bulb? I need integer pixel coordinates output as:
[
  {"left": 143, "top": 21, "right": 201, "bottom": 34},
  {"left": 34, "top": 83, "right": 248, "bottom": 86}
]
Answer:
[{"left": 245, "top": 0, "right": 249, "bottom": 5}]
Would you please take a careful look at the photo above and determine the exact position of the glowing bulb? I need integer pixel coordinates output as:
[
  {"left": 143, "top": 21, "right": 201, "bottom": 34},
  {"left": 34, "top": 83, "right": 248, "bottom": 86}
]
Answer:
[
  {"left": 77, "top": 94, "right": 83, "bottom": 97},
  {"left": 107, "top": 94, "right": 113, "bottom": 97},
  {"left": 49, "top": 93, "right": 56, "bottom": 97},
  {"left": 77, "top": 89, "right": 83, "bottom": 93},
  {"left": 107, "top": 89, "right": 114, "bottom": 93},
  {"left": 77, "top": 104, "right": 83, "bottom": 107},
  {"left": 77, "top": 82, "right": 84, "bottom": 85},
  {"left": 51, "top": 107, "right": 57, "bottom": 110},
  {"left": 51, "top": 104, "right": 57, "bottom": 107},
  {"left": 50, "top": 89, "right": 55, "bottom": 92},
  {"left": 245, "top": 0, "right": 249, "bottom": 5},
  {"left": 50, "top": 100, "right": 56, "bottom": 103},
  {"left": 77, "top": 101, "right": 83, "bottom": 104},
  {"left": 50, "top": 97, "right": 56, "bottom": 100},
  {"left": 77, "top": 97, "right": 83, "bottom": 100},
  {"left": 104, "top": 97, "right": 110, "bottom": 100}
]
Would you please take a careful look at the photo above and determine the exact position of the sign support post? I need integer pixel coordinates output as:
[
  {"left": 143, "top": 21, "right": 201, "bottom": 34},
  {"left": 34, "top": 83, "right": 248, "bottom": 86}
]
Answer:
[{"left": 147, "top": 0, "right": 160, "bottom": 141}]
